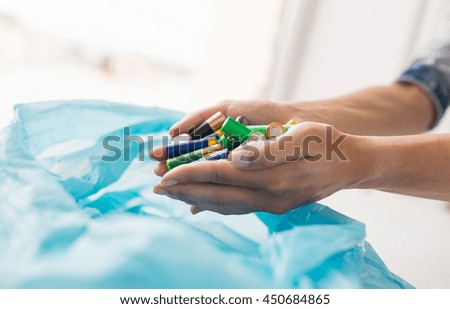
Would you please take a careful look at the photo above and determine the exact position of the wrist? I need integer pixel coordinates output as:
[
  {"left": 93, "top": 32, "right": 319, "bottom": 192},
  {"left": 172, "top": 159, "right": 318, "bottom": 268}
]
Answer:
[
  {"left": 344, "top": 134, "right": 379, "bottom": 190},
  {"left": 349, "top": 134, "right": 401, "bottom": 191}
]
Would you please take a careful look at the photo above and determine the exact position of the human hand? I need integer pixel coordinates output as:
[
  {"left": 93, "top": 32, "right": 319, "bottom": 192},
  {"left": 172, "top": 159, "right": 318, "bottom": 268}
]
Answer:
[
  {"left": 150, "top": 100, "right": 299, "bottom": 176},
  {"left": 153, "top": 122, "right": 368, "bottom": 215}
]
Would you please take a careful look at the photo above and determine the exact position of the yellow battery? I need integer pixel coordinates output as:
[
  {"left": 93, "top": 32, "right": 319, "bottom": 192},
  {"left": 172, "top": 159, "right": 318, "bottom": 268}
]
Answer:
[{"left": 265, "top": 122, "right": 287, "bottom": 139}]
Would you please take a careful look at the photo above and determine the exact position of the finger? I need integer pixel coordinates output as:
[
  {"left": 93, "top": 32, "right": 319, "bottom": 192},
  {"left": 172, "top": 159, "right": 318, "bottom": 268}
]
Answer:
[
  {"left": 154, "top": 161, "right": 168, "bottom": 176},
  {"left": 169, "top": 103, "right": 230, "bottom": 137},
  {"left": 170, "top": 100, "right": 300, "bottom": 137},
  {"left": 154, "top": 182, "right": 270, "bottom": 215},
  {"left": 229, "top": 122, "right": 320, "bottom": 170},
  {"left": 158, "top": 159, "right": 272, "bottom": 190},
  {"left": 150, "top": 145, "right": 167, "bottom": 161}
]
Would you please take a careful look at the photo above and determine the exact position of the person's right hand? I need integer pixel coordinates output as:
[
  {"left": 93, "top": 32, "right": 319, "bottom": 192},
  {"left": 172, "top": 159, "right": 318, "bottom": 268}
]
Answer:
[{"left": 150, "top": 100, "right": 301, "bottom": 176}]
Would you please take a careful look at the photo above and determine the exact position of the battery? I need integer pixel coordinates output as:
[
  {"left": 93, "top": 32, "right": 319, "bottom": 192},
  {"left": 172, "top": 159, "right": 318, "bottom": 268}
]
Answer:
[
  {"left": 187, "top": 111, "right": 226, "bottom": 140},
  {"left": 221, "top": 117, "right": 252, "bottom": 142},
  {"left": 247, "top": 125, "right": 292, "bottom": 139},
  {"left": 266, "top": 122, "right": 286, "bottom": 139},
  {"left": 248, "top": 130, "right": 266, "bottom": 142},
  {"left": 285, "top": 119, "right": 298, "bottom": 125},
  {"left": 166, "top": 136, "right": 217, "bottom": 158},
  {"left": 236, "top": 115, "right": 250, "bottom": 126},
  {"left": 166, "top": 144, "right": 222, "bottom": 170},
  {"left": 166, "top": 132, "right": 221, "bottom": 158},
  {"left": 197, "top": 149, "right": 229, "bottom": 161},
  {"left": 218, "top": 135, "right": 241, "bottom": 150}
]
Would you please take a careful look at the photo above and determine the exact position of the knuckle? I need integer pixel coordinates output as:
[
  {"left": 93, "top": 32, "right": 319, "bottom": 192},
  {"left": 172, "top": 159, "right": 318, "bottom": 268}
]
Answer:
[{"left": 295, "top": 121, "right": 323, "bottom": 136}]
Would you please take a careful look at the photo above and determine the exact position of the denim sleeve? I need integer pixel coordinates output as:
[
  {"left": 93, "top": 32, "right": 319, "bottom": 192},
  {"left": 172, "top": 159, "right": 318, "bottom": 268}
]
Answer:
[
  {"left": 398, "top": 62, "right": 449, "bottom": 126},
  {"left": 397, "top": 14, "right": 450, "bottom": 127}
]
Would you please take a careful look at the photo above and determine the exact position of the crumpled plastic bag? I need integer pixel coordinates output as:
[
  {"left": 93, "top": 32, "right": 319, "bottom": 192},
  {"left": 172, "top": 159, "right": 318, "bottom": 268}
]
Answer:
[{"left": 0, "top": 100, "right": 412, "bottom": 288}]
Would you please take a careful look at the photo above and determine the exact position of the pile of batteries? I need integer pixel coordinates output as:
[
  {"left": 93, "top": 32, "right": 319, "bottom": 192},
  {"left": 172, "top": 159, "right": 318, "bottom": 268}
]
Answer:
[{"left": 166, "top": 112, "right": 296, "bottom": 170}]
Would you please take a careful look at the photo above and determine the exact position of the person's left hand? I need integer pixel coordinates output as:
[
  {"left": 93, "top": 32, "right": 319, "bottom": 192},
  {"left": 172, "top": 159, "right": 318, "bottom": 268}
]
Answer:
[{"left": 153, "top": 122, "right": 369, "bottom": 215}]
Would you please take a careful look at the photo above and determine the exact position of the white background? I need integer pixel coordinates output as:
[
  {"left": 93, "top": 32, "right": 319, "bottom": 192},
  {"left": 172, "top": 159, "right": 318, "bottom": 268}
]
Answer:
[{"left": 1, "top": 289, "right": 450, "bottom": 308}]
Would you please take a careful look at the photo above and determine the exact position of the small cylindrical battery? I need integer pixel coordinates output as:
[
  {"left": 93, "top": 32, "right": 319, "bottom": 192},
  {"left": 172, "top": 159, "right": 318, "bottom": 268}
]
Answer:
[{"left": 186, "top": 111, "right": 226, "bottom": 140}]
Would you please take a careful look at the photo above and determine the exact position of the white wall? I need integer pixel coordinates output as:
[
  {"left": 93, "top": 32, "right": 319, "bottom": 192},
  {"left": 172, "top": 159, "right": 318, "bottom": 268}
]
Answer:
[
  {"left": 0, "top": 0, "right": 283, "bottom": 128},
  {"left": 266, "top": 0, "right": 450, "bottom": 288}
]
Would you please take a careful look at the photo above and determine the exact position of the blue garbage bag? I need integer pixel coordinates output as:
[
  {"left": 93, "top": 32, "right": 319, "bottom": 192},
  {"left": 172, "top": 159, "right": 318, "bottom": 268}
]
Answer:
[{"left": 0, "top": 100, "right": 412, "bottom": 288}]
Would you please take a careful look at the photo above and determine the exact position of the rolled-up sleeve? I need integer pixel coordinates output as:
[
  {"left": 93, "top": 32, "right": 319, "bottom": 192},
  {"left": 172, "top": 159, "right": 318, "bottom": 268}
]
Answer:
[{"left": 398, "top": 14, "right": 450, "bottom": 127}]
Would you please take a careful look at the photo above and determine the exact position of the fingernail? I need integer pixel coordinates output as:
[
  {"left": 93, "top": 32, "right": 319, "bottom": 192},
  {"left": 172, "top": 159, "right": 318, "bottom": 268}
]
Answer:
[
  {"left": 153, "top": 187, "right": 169, "bottom": 196},
  {"left": 169, "top": 121, "right": 181, "bottom": 134},
  {"left": 162, "top": 179, "right": 178, "bottom": 187}
]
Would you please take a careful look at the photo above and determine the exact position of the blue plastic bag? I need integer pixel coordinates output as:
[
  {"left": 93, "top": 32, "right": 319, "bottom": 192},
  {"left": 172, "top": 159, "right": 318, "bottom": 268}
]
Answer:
[{"left": 0, "top": 100, "right": 412, "bottom": 288}]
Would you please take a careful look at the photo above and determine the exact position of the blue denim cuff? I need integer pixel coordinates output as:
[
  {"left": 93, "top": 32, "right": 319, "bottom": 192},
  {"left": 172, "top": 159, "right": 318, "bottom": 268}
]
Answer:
[{"left": 397, "top": 62, "right": 449, "bottom": 127}]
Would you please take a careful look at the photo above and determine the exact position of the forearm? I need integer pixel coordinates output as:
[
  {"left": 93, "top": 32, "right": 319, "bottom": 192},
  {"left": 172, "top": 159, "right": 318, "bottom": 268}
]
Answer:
[
  {"left": 354, "top": 133, "right": 450, "bottom": 202},
  {"left": 289, "top": 83, "right": 435, "bottom": 136}
]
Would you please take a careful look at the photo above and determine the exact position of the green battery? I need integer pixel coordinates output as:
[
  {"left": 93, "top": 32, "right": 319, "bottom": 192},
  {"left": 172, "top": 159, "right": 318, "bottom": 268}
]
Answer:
[
  {"left": 221, "top": 117, "right": 252, "bottom": 142},
  {"left": 166, "top": 144, "right": 222, "bottom": 170},
  {"left": 248, "top": 130, "right": 266, "bottom": 142},
  {"left": 247, "top": 124, "right": 292, "bottom": 139},
  {"left": 247, "top": 127, "right": 266, "bottom": 135},
  {"left": 247, "top": 125, "right": 292, "bottom": 132},
  {"left": 218, "top": 135, "right": 241, "bottom": 150}
]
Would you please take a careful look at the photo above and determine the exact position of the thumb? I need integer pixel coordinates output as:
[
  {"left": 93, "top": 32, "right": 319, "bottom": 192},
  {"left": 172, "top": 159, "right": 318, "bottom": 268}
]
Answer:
[
  {"left": 228, "top": 122, "right": 324, "bottom": 169},
  {"left": 228, "top": 133, "right": 300, "bottom": 170}
]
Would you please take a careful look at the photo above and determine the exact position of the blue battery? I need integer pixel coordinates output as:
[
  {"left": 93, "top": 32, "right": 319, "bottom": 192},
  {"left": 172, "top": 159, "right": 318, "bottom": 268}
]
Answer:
[
  {"left": 197, "top": 149, "right": 229, "bottom": 161},
  {"left": 167, "top": 132, "right": 220, "bottom": 158}
]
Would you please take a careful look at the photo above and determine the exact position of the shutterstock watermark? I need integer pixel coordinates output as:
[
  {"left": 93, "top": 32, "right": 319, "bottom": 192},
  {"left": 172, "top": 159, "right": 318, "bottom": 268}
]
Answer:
[
  {"left": 101, "top": 125, "right": 348, "bottom": 162},
  {"left": 235, "top": 125, "right": 348, "bottom": 163},
  {"left": 101, "top": 127, "right": 169, "bottom": 162}
]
